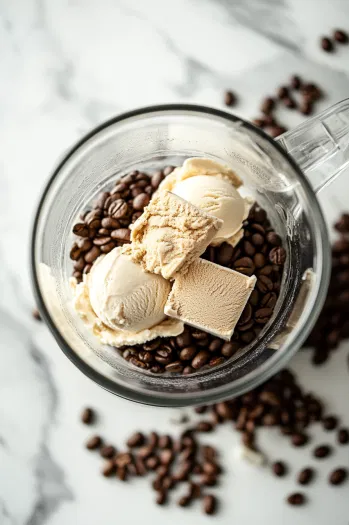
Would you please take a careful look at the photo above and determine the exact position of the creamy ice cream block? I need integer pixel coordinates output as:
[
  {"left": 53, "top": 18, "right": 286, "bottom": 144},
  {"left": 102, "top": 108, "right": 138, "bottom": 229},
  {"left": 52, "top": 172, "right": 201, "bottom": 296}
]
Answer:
[
  {"left": 72, "top": 247, "right": 183, "bottom": 347},
  {"left": 159, "top": 158, "right": 251, "bottom": 247},
  {"left": 127, "top": 190, "right": 223, "bottom": 280},
  {"left": 165, "top": 258, "right": 256, "bottom": 341}
]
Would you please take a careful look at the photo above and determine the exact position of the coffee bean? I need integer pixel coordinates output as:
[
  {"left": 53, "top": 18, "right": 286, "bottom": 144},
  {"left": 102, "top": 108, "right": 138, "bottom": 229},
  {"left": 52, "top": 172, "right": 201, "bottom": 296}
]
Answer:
[
  {"left": 261, "top": 97, "right": 275, "bottom": 114},
  {"left": 86, "top": 435, "right": 102, "bottom": 450},
  {"left": 93, "top": 236, "right": 111, "bottom": 246},
  {"left": 165, "top": 361, "right": 184, "bottom": 373},
  {"left": 81, "top": 407, "right": 95, "bottom": 424},
  {"left": 338, "top": 428, "right": 349, "bottom": 444},
  {"left": 292, "top": 432, "right": 308, "bottom": 448},
  {"left": 111, "top": 228, "right": 131, "bottom": 242},
  {"left": 133, "top": 193, "right": 150, "bottom": 210},
  {"left": 321, "top": 36, "right": 334, "bottom": 52},
  {"left": 269, "top": 246, "right": 286, "bottom": 265},
  {"left": 127, "top": 432, "right": 145, "bottom": 448},
  {"left": 224, "top": 90, "right": 236, "bottom": 107},
  {"left": 100, "top": 445, "right": 116, "bottom": 459},
  {"left": 70, "top": 243, "right": 82, "bottom": 261},
  {"left": 102, "top": 459, "right": 116, "bottom": 477},
  {"left": 73, "top": 223, "right": 89, "bottom": 238},
  {"left": 32, "top": 308, "right": 42, "bottom": 321},
  {"left": 196, "top": 421, "right": 213, "bottom": 432},
  {"left": 216, "top": 243, "right": 234, "bottom": 265},
  {"left": 269, "top": 125, "right": 286, "bottom": 138},
  {"left": 158, "top": 435, "right": 172, "bottom": 449},
  {"left": 313, "top": 444, "right": 331, "bottom": 458},
  {"left": 254, "top": 307, "right": 273, "bottom": 324},
  {"left": 253, "top": 118, "right": 265, "bottom": 128},
  {"left": 84, "top": 246, "right": 101, "bottom": 263},
  {"left": 290, "top": 74, "right": 301, "bottom": 89},
  {"left": 283, "top": 96, "right": 297, "bottom": 109},
  {"left": 162, "top": 476, "right": 175, "bottom": 490},
  {"left": 160, "top": 449, "right": 174, "bottom": 466},
  {"left": 287, "top": 493, "right": 305, "bottom": 506},
  {"left": 178, "top": 495, "right": 191, "bottom": 507},
  {"left": 234, "top": 257, "right": 255, "bottom": 276},
  {"left": 156, "top": 490, "right": 167, "bottom": 505},
  {"left": 243, "top": 240, "right": 256, "bottom": 257},
  {"left": 192, "top": 350, "right": 210, "bottom": 369},
  {"left": 300, "top": 101, "right": 313, "bottom": 115},
  {"left": 298, "top": 467, "right": 314, "bottom": 485},
  {"left": 333, "top": 29, "right": 348, "bottom": 43},
  {"left": 277, "top": 86, "right": 289, "bottom": 99},
  {"left": 272, "top": 461, "right": 287, "bottom": 477},
  {"left": 329, "top": 468, "right": 347, "bottom": 485},
  {"left": 203, "top": 494, "right": 217, "bottom": 515},
  {"left": 108, "top": 199, "right": 128, "bottom": 219},
  {"left": 257, "top": 275, "right": 273, "bottom": 293},
  {"left": 323, "top": 415, "right": 338, "bottom": 431}
]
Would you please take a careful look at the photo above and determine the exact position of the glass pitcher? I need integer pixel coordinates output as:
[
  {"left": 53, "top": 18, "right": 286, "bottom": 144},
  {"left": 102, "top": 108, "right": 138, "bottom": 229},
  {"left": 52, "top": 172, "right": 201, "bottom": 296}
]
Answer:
[{"left": 31, "top": 101, "right": 349, "bottom": 407}]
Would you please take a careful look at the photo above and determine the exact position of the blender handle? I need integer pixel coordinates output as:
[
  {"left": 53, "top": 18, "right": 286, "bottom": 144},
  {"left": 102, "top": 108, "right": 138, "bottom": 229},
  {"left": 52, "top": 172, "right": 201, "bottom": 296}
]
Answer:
[{"left": 276, "top": 99, "right": 349, "bottom": 194}]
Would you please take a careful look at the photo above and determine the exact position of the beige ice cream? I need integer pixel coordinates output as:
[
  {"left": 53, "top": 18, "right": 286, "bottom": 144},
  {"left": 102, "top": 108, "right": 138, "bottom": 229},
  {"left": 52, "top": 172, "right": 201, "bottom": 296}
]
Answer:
[
  {"left": 165, "top": 258, "right": 256, "bottom": 341},
  {"left": 71, "top": 247, "right": 184, "bottom": 347},
  {"left": 159, "top": 158, "right": 251, "bottom": 246},
  {"left": 127, "top": 190, "right": 223, "bottom": 279}
]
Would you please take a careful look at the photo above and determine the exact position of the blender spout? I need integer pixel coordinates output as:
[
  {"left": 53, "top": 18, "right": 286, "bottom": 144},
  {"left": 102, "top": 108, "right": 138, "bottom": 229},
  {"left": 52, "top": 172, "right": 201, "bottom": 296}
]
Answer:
[{"left": 276, "top": 99, "right": 349, "bottom": 194}]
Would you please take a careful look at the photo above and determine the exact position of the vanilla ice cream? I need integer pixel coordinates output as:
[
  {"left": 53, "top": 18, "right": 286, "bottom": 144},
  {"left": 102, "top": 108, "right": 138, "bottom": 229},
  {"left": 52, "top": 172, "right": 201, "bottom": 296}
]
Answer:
[
  {"left": 88, "top": 247, "right": 171, "bottom": 332},
  {"left": 128, "top": 190, "right": 223, "bottom": 279},
  {"left": 159, "top": 158, "right": 251, "bottom": 246}
]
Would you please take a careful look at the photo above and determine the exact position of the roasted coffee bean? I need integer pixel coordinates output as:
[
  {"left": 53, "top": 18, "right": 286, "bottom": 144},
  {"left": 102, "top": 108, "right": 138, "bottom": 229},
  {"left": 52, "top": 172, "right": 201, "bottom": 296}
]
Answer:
[
  {"left": 176, "top": 332, "right": 192, "bottom": 348},
  {"left": 257, "top": 275, "right": 273, "bottom": 293},
  {"left": 86, "top": 435, "right": 102, "bottom": 450},
  {"left": 183, "top": 366, "right": 194, "bottom": 375},
  {"left": 208, "top": 339, "right": 223, "bottom": 353},
  {"left": 266, "top": 231, "right": 282, "bottom": 246},
  {"left": 201, "top": 473, "right": 217, "bottom": 486},
  {"left": 160, "top": 449, "right": 174, "bottom": 465},
  {"left": 313, "top": 444, "right": 331, "bottom": 458},
  {"left": 234, "top": 257, "right": 255, "bottom": 276},
  {"left": 81, "top": 407, "right": 95, "bottom": 425},
  {"left": 70, "top": 244, "right": 82, "bottom": 261},
  {"left": 290, "top": 74, "right": 301, "bottom": 89},
  {"left": 333, "top": 29, "right": 348, "bottom": 43},
  {"left": 292, "top": 433, "right": 309, "bottom": 448},
  {"left": 93, "top": 236, "right": 111, "bottom": 246},
  {"left": 84, "top": 246, "right": 101, "bottom": 263},
  {"left": 151, "top": 171, "right": 164, "bottom": 189},
  {"left": 117, "top": 466, "right": 127, "bottom": 481},
  {"left": 277, "top": 86, "right": 289, "bottom": 99},
  {"left": 283, "top": 96, "right": 297, "bottom": 109},
  {"left": 203, "top": 462, "right": 220, "bottom": 476},
  {"left": 300, "top": 101, "right": 313, "bottom": 115},
  {"left": 253, "top": 118, "right": 265, "bottom": 128},
  {"left": 102, "top": 459, "right": 116, "bottom": 477},
  {"left": 100, "top": 241, "right": 115, "bottom": 253},
  {"left": 203, "top": 494, "right": 217, "bottom": 515},
  {"left": 133, "top": 193, "right": 150, "bottom": 210},
  {"left": 269, "top": 246, "right": 286, "bottom": 265},
  {"left": 179, "top": 346, "right": 197, "bottom": 361},
  {"left": 158, "top": 435, "right": 172, "bottom": 449},
  {"left": 196, "top": 421, "right": 213, "bottom": 432},
  {"left": 329, "top": 468, "right": 347, "bottom": 485},
  {"left": 323, "top": 415, "right": 338, "bottom": 431},
  {"left": 243, "top": 240, "right": 256, "bottom": 256},
  {"left": 224, "top": 90, "right": 236, "bottom": 107},
  {"left": 127, "top": 432, "right": 145, "bottom": 448},
  {"left": 111, "top": 228, "right": 131, "bottom": 242},
  {"left": 287, "top": 493, "right": 305, "bottom": 506},
  {"left": 254, "top": 307, "right": 273, "bottom": 324},
  {"left": 192, "top": 350, "right": 210, "bottom": 369},
  {"left": 178, "top": 495, "right": 191, "bottom": 507},
  {"left": 146, "top": 456, "right": 159, "bottom": 470},
  {"left": 156, "top": 490, "right": 167, "bottom": 505},
  {"left": 94, "top": 191, "right": 110, "bottom": 209},
  {"left": 269, "top": 125, "right": 286, "bottom": 138},
  {"left": 108, "top": 199, "right": 128, "bottom": 219},
  {"left": 100, "top": 445, "right": 116, "bottom": 459},
  {"left": 115, "top": 452, "right": 133, "bottom": 467},
  {"left": 298, "top": 467, "right": 314, "bottom": 485},
  {"left": 261, "top": 97, "right": 275, "bottom": 114},
  {"left": 32, "top": 308, "right": 42, "bottom": 321},
  {"left": 253, "top": 253, "right": 266, "bottom": 268},
  {"left": 217, "top": 242, "right": 234, "bottom": 265},
  {"left": 162, "top": 476, "right": 175, "bottom": 490},
  {"left": 272, "top": 461, "right": 287, "bottom": 477},
  {"left": 73, "top": 223, "right": 89, "bottom": 237},
  {"left": 148, "top": 431, "right": 159, "bottom": 449},
  {"left": 338, "top": 428, "right": 349, "bottom": 444},
  {"left": 165, "top": 361, "right": 184, "bottom": 373},
  {"left": 321, "top": 36, "right": 334, "bottom": 52}
]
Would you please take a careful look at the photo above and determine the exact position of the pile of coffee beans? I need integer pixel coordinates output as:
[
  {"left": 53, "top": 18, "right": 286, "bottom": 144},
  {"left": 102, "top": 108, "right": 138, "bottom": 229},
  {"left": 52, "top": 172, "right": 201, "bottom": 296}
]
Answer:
[
  {"left": 321, "top": 29, "right": 348, "bottom": 52},
  {"left": 251, "top": 75, "right": 323, "bottom": 137},
  {"left": 81, "top": 407, "right": 219, "bottom": 516},
  {"left": 70, "top": 170, "right": 285, "bottom": 374},
  {"left": 305, "top": 213, "right": 349, "bottom": 364}
]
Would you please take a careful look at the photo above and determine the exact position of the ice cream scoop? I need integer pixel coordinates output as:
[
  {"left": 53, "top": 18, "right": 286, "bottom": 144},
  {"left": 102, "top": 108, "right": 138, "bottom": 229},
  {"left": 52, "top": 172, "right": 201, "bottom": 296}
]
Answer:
[
  {"left": 88, "top": 247, "right": 171, "bottom": 332},
  {"left": 159, "top": 158, "right": 251, "bottom": 246}
]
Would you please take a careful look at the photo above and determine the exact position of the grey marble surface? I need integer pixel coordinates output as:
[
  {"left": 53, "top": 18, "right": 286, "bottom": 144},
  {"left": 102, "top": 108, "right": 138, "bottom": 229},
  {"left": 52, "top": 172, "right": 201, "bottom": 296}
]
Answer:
[{"left": 1, "top": 0, "right": 349, "bottom": 524}]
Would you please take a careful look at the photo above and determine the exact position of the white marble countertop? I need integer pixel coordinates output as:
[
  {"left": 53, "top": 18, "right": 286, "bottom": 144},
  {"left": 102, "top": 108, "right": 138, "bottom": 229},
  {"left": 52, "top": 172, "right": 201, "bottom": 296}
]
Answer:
[{"left": 1, "top": 0, "right": 349, "bottom": 524}]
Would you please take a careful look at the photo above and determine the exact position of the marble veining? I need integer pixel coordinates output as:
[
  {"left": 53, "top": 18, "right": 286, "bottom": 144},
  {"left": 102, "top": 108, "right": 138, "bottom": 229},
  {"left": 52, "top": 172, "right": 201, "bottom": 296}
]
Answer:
[{"left": 1, "top": 0, "right": 349, "bottom": 524}]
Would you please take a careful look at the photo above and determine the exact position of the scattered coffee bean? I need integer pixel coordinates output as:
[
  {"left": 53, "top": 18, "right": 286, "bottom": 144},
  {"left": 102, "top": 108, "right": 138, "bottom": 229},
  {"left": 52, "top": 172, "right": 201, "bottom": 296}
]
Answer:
[
  {"left": 323, "top": 415, "right": 338, "bottom": 431},
  {"left": 313, "top": 444, "right": 331, "bottom": 458},
  {"left": 287, "top": 493, "right": 306, "bottom": 506},
  {"left": 290, "top": 75, "right": 301, "bottom": 90},
  {"left": 32, "top": 308, "right": 42, "bottom": 321},
  {"left": 86, "top": 435, "right": 102, "bottom": 450},
  {"left": 272, "top": 461, "right": 287, "bottom": 477},
  {"left": 261, "top": 97, "right": 275, "bottom": 114},
  {"left": 102, "top": 459, "right": 116, "bottom": 477},
  {"left": 338, "top": 428, "right": 349, "bottom": 444},
  {"left": 156, "top": 490, "right": 167, "bottom": 505},
  {"left": 298, "top": 467, "right": 314, "bottom": 485},
  {"left": 329, "top": 468, "right": 347, "bottom": 486},
  {"left": 224, "top": 90, "right": 237, "bottom": 107},
  {"left": 81, "top": 407, "right": 95, "bottom": 425},
  {"left": 321, "top": 36, "right": 334, "bottom": 52},
  {"left": 291, "top": 432, "right": 308, "bottom": 447},
  {"left": 203, "top": 494, "right": 217, "bottom": 515},
  {"left": 333, "top": 29, "right": 348, "bottom": 44},
  {"left": 100, "top": 445, "right": 116, "bottom": 459},
  {"left": 196, "top": 421, "right": 214, "bottom": 433}
]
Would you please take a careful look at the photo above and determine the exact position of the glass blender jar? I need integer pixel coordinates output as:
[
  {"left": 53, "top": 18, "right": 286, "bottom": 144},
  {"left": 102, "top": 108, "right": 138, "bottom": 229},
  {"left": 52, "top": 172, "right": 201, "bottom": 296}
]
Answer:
[{"left": 31, "top": 101, "right": 349, "bottom": 406}]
